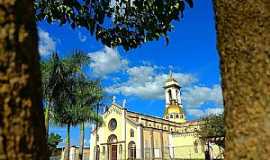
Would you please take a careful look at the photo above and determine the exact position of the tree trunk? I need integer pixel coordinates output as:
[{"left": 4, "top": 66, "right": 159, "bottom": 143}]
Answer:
[
  {"left": 213, "top": 0, "right": 270, "bottom": 159},
  {"left": 0, "top": 0, "right": 48, "bottom": 160},
  {"left": 44, "top": 106, "right": 50, "bottom": 140},
  {"left": 79, "top": 122, "right": 85, "bottom": 160},
  {"left": 64, "top": 124, "right": 71, "bottom": 160}
]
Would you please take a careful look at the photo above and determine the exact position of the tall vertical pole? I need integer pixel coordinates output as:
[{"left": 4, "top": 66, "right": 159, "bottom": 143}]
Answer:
[{"left": 95, "top": 103, "right": 99, "bottom": 160}]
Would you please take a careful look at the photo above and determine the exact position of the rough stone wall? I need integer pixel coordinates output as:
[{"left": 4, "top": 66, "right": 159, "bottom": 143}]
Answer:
[
  {"left": 0, "top": 0, "right": 48, "bottom": 159},
  {"left": 213, "top": 0, "right": 270, "bottom": 159}
]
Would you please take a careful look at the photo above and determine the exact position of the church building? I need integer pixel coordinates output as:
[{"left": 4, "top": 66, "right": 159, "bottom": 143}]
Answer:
[{"left": 90, "top": 73, "right": 223, "bottom": 160}]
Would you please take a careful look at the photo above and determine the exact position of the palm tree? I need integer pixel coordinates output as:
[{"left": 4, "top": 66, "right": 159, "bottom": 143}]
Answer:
[
  {"left": 66, "top": 52, "right": 104, "bottom": 160},
  {"left": 75, "top": 78, "right": 103, "bottom": 160},
  {"left": 41, "top": 53, "right": 77, "bottom": 140},
  {"left": 46, "top": 51, "right": 103, "bottom": 160},
  {"left": 40, "top": 54, "right": 57, "bottom": 139},
  {"left": 46, "top": 53, "right": 75, "bottom": 160}
]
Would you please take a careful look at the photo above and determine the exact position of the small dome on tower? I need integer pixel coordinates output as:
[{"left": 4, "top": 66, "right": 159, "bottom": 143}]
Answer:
[{"left": 164, "top": 100, "right": 184, "bottom": 115}]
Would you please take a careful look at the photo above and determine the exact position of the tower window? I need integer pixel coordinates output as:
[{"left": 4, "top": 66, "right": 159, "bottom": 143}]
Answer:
[
  {"left": 176, "top": 114, "right": 179, "bottom": 118},
  {"left": 168, "top": 89, "right": 172, "bottom": 101},
  {"left": 170, "top": 114, "right": 173, "bottom": 119},
  {"left": 176, "top": 90, "right": 179, "bottom": 102}
]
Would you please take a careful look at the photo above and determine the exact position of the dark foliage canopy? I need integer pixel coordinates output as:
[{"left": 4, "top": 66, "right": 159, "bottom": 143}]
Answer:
[
  {"left": 35, "top": 0, "right": 193, "bottom": 50},
  {"left": 198, "top": 113, "right": 225, "bottom": 148},
  {"left": 48, "top": 133, "right": 62, "bottom": 155},
  {"left": 46, "top": 51, "right": 103, "bottom": 126}
]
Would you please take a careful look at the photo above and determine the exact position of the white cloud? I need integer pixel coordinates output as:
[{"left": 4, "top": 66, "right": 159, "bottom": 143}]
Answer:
[
  {"left": 78, "top": 31, "right": 87, "bottom": 42},
  {"left": 182, "top": 85, "right": 223, "bottom": 109},
  {"left": 87, "top": 47, "right": 223, "bottom": 118},
  {"left": 105, "top": 65, "right": 196, "bottom": 99},
  {"left": 105, "top": 64, "right": 223, "bottom": 118},
  {"left": 187, "top": 109, "right": 205, "bottom": 118},
  {"left": 186, "top": 107, "right": 224, "bottom": 118},
  {"left": 38, "top": 29, "right": 56, "bottom": 56},
  {"left": 183, "top": 85, "right": 224, "bottom": 118},
  {"left": 88, "top": 47, "right": 128, "bottom": 77},
  {"left": 206, "top": 107, "right": 224, "bottom": 115}
]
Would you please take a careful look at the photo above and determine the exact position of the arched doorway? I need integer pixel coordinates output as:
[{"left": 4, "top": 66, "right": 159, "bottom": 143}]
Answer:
[
  {"left": 108, "top": 134, "right": 118, "bottom": 160},
  {"left": 128, "top": 141, "right": 136, "bottom": 160}
]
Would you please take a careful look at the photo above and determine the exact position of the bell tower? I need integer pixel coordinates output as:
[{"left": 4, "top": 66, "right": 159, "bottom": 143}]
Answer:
[{"left": 163, "top": 71, "right": 186, "bottom": 123}]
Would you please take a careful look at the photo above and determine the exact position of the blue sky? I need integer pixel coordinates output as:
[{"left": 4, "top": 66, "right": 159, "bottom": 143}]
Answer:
[{"left": 38, "top": 0, "right": 223, "bottom": 146}]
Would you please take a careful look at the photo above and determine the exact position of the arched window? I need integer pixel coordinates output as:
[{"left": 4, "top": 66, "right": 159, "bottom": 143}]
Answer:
[
  {"left": 108, "top": 134, "right": 118, "bottom": 144},
  {"left": 130, "top": 129, "right": 134, "bottom": 137},
  {"left": 96, "top": 145, "right": 100, "bottom": 160},
  {"left": 170, "top": 114, "right": 173, "bottom": 119},
  {"left": 176, "top": 114, "right": 179, "bottom": 118},
  {"left": 128, "top": 141, "right": 136, "bottom": 160},
  {"left": 168, "top": 89, "right": 172, "bottom": 101}
]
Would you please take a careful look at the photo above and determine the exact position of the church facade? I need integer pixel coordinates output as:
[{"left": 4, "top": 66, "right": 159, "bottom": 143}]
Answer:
[{"left": 90, "top": 73, "right": 223, "bottom": 160}]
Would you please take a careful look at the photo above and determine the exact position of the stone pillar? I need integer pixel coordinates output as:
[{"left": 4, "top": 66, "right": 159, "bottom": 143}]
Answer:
[
  {"left": 105, "top": 145, "right": 108, "bottom": 160},
  {"left": 89, "top": 131, "right": 95, "bottom": 160},
  {"left": 137, "top": 124, "right": 144, "bottom": 159},
  {"left": 160, "top": 130, "right": 164, "bottom": 159},
  {"left": 168, "top": 134, "right": 174, "bottom": 158},
  {"left": 122, "top": 109, "right": 127, "bottom": 160},
  {"left": 107, "top": 145, "right": 110, "bottom": 160},
  {"left": 122, "top": 109, "right": 126, "bottom": 139},
  {"left": 150, "top": 129, "right": 155, "bottom": 160}
]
